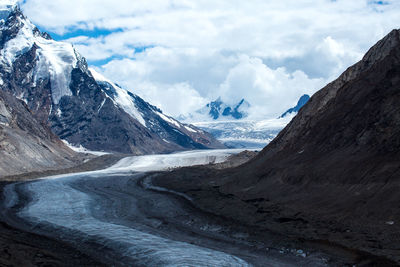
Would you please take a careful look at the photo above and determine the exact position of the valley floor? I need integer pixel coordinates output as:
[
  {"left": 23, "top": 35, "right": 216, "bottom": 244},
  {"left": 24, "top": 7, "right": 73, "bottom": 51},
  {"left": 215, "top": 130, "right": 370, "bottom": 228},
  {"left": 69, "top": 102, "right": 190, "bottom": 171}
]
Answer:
[
  {"left": 0, "top": 150, "right": 395, "bottom": 266},
  {"left": 0, "top": 202, "right": 102, "bottom": 267},
  {"left": 0, "top": 155, "right": 126, "bottom": 267}
]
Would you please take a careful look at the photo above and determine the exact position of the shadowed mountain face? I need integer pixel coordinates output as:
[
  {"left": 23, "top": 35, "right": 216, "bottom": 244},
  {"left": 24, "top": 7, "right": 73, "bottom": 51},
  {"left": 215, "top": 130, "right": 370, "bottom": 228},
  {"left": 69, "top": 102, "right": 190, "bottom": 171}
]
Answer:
[
  {"left": 0, "top": 5, "right": 223, "bottom": 154},
  {"left": 153, "top": 29, "right": 400, "bottom": 264},
  {"left": 0, "top": 90, "right": 78, "bottom": 177}
]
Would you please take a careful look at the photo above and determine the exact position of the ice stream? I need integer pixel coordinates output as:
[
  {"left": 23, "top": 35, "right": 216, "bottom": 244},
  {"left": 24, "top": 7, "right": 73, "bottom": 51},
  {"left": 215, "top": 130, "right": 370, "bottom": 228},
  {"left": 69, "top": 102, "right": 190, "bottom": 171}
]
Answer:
[{"left": 5, "top": 149, "right": 252, "bottom": 266}]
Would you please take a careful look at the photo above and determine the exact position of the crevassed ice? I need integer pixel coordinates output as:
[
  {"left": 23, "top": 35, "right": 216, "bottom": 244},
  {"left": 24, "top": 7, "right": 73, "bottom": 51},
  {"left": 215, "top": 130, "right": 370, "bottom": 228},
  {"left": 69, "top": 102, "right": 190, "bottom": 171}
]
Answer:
[
  {"left": 34, "top": 40, "right": 77, "bottom": 104},
  {"left": 106, "top": 149, "right": 243, "bottom": 172},
  {"left": 0, "top": 12, "right": 77, "bottom": 104},
  {"left": 12, "top": 150, "right": 251, "bottom": 266},
  {"left": 18, "top": 177, "right": 250, "bottom": 266}
]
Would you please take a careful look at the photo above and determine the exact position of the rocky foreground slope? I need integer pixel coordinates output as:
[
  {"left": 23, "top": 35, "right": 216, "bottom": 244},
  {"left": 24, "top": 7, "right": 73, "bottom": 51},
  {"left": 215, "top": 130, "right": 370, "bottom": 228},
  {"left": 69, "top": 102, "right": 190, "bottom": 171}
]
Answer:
[
  {"left": 153, "top": 29, "right": 400, "bottom": 264},
  {"left": 0, "top": 3, "right": 223, "bottom": 154},
  {"left": 0, "top": 90, "right": 78, "bottom": 177}
]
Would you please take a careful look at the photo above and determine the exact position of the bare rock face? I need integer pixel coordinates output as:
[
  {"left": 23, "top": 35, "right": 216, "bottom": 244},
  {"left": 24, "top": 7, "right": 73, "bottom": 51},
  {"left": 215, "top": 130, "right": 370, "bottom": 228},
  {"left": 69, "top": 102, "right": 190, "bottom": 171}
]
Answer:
[
  {"left": 153, "top": 29, "right": 400, "bottom": 264},
  {"left": 267, "top": 29, "right": 400, "bottom": 154},
  {"left": 0, "top": 4, "right": 223, "bottom": 154},
  {"left": 0, "top": 90, "right": 78, "bottom": 177}
]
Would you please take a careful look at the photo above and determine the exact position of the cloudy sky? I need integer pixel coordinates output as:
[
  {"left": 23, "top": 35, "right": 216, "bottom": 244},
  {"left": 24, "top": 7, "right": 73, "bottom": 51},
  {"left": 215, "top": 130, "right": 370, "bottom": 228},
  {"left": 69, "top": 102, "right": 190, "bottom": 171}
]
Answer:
[{"left": 20, "top": 0, "right": 400, "bottom": 119}]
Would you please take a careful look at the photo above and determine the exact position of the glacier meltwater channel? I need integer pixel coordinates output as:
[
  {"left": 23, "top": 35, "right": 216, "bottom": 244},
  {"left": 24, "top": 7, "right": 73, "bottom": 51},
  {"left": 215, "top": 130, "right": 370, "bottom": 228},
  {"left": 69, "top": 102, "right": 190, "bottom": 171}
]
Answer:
[{"left": 4, "top": 149, "right": 252, "bottom": 266}]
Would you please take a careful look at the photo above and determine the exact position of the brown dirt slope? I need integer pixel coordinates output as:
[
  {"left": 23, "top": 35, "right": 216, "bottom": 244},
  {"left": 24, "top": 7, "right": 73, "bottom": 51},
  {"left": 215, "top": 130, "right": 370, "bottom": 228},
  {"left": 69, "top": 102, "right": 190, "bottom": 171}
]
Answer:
[{"left": 0, "top": 89, "right": 80, "bottom": 177}]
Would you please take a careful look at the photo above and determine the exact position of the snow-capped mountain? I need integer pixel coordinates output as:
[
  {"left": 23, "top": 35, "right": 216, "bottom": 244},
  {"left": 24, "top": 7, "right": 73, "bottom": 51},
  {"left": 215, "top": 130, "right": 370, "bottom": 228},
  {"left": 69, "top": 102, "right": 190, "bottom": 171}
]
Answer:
[
  {"left": 180, "top": 94, "right": 308, "bottom": 148},
  {"left": 279, "top": 94, "right": 310, "bottom": 118},
  {"left": 181, "top": 97, "right": 250, "bottom": 122},
  {"left": 0, "top": 3, "right": 223, "bottom": 154},
  {"left": 203, "top": 97, "right": 250, "bottom": 120}
]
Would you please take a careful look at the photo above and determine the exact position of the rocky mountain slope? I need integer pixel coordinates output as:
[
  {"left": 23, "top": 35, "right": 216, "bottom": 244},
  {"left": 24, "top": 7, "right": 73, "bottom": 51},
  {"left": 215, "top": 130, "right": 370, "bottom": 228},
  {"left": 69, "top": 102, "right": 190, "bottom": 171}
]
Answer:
[
  {"left": 0, "top": 3, "right": 223, "bottom": 154},
  {"left": 153, "top": 29, "right": 400, "bottom": 264},
  {"left": 0, "top": 89, "right": 78, "bottom": 177}
]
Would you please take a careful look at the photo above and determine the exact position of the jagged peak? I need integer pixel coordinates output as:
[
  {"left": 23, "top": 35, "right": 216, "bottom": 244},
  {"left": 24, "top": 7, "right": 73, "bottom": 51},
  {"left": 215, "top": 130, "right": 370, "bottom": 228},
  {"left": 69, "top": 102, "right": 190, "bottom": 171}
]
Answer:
[
  {"left": 0, "top": 0, "right": 20, "bottom": 22},
  {"left": 0, "top": 0, "right": 19, "bottom": 10}
]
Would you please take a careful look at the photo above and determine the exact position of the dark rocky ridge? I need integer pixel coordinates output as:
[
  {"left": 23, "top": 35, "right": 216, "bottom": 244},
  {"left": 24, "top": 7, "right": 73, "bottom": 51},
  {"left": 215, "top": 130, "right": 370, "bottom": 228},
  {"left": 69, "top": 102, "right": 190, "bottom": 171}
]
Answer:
[
  {"left": 153, "top": 29, "right": 400, "bottom": 264},
  {"left": 0, "top": 89, "right": 78, "bottom": 177},
  {"left": 0, "top": 5, "right": 223, "bottom": 154}
]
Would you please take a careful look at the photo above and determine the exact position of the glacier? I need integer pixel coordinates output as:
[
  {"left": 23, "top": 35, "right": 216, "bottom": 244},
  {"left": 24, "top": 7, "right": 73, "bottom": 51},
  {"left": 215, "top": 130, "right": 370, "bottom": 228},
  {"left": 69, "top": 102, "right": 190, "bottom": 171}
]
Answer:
[{"left": 4, "top": 150, "right": 253, "bottom": 266}]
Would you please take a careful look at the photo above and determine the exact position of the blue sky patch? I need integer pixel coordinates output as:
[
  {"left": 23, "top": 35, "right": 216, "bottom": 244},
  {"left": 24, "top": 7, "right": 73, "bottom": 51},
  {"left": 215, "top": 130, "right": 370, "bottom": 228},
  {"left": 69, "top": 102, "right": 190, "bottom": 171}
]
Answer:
[
  {"left": 47, "top": 27, "right": 124, "bottom": 41},
  {"left": 369, "top": 0, "right": 390, "bottom": 5}
]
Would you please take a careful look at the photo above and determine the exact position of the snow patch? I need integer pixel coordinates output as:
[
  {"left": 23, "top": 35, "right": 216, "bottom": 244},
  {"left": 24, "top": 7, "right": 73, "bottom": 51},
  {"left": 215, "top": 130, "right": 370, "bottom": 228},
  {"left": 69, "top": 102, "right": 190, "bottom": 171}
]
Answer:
[
  {"left": 157, "top": 111, "right": 181, "bottom": 128},
  {"left": 114, "top": 87, "right": 146, "bottom": 127},
  {"left": 183, "top": 125, "right": 197, "bottom": 133},
  {"left": 98, "top": 98, "right": 106, "bottom": 113},
  {"left": 89, "top": 68, "right": 147, "bottom": 128},
  {"left": 62, "top": 140, "right": 110, "bottom": 156},
  {"left": 89, "top": 68, "right": 115, "bottom": 85}
]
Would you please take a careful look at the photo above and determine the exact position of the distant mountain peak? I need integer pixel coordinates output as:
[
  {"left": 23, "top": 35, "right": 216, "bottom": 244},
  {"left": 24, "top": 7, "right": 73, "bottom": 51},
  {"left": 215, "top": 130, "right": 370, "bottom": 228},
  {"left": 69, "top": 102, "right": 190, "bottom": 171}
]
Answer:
[
  {"left": 280, "top": 94, "right": 310, "bottom": 118},
  {"left": 203, "top": 97, "right": 250, "bottom": 120},
  {"left": 0, "top": 0, "right": 18, "bottom": 12}
]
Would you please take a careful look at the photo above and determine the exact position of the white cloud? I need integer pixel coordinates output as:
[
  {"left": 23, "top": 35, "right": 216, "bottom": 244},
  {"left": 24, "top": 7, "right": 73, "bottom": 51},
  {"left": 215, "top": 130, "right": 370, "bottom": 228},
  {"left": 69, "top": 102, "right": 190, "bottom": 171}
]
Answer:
[
  {"left": 19, "top": 0, "right": 400, "bottom": 119},
  {"left": 97, "top": 49, "right": 324, "bottom": 118}
]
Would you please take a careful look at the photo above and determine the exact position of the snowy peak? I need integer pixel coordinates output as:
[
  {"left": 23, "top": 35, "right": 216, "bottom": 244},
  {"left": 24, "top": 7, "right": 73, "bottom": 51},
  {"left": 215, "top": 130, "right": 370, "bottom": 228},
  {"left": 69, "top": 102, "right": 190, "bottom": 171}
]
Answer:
[
  {"left": 0, "top": 0, "right": 18, "bottom": 20},
  {"left": 0, "top": 6, "right": 224, "bottom": 154},
  {"left": 89, "top": 68, "right": 213, "bottom": 144},
  {"left": 0, "top": 4, "right": 88, "bottom": 104},
  {"left": 362, "top": 29, "right": 400, "bottom": 67},
  {"left": 198, "top": 97, "right": 250, "bottom": 120},
  {"left": 280, "top": 94, "right": 310, "bottom": 118}
]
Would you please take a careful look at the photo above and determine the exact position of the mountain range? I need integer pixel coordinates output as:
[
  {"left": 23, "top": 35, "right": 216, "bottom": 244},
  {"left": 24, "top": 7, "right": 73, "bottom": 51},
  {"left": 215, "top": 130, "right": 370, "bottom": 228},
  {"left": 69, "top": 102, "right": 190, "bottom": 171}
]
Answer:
[
  {"left": 153, "top": 29, "right": 400, "bottom": 264},
  {"left": 184, "top": 95, "right": 308, "bottom": 148},
  {"left": 0, "top": 3, "right": 223, "bottom": 161},
  {"left": 179, "top": 97, "right": 250, "bottom": 122},
  {"left": 204, "top": 97, "right": 250, "bottom": 120}
]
